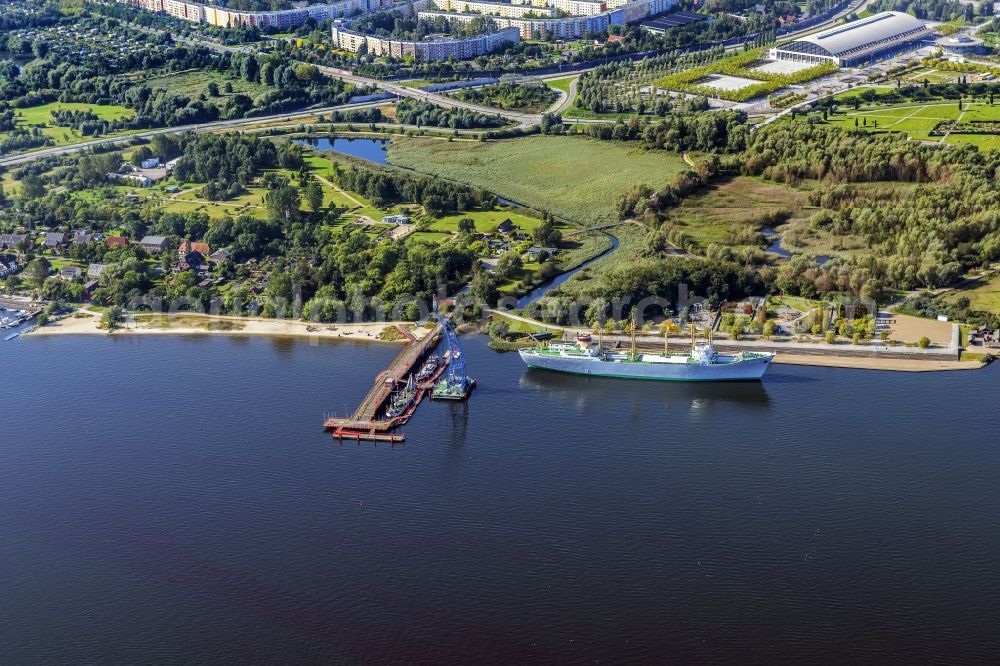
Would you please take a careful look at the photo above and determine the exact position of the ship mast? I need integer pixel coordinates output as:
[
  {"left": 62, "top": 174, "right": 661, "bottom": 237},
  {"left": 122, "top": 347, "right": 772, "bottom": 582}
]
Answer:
[
  {"left": 629, "top": 319, "right": 637, "bottom": 360},
  {"left": 690, "top": 324, "right": 697, "bottom": 354}
]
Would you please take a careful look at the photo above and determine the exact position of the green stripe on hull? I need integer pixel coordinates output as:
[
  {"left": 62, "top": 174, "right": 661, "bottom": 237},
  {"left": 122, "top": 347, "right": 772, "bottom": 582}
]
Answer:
[{"left": 523, "top": 365, "right": 765, "bottom": 382}]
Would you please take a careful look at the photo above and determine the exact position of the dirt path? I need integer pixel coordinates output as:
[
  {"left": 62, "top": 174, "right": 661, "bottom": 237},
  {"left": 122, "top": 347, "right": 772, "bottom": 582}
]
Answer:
[
  {"left": 939, "top": 107, "right": 968, "bottom": 143},
  {"left": 313, "top": 172, "right": 364, "bottom": 208}
]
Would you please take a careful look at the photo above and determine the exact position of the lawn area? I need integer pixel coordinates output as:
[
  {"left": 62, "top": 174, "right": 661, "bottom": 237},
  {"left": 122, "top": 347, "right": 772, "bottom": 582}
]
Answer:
[
  {"left": 942, "top": 272, "right": 1000, "bottom": 313},
  {"left": 2, "top": 170, "right": 21, "bottom": 196},
  {"left": 812, "top": 98, "right": 1000, "bottom": 146},
  {"left": 493, "top": 311, "right": 562, "bottom": 333},
  {"left": 944, "top": 133, "right": 1000, "bottom": 150},
  {"left": 6, "top": 101, "right": 136, "bottom": 147},
  {"left": 545, "top": 76, "right": 576, "bottom": 95},
  {"left": 426, "top": 208, "right": 551, "bottom": 234},
  {"left": 406, "top": 231, "right": 452, "bottom": 245},
  {"left": 395, "top": 79, "right": 437, "bottom": 89},
  {"left": 774, "top": 294, "right": 820, "bottom": 313},
  {"left": 15, "top": 102, "right": 133, "bottom": 124},
  {"left": 387, "top": 135, "right": 688, "bottom": 225}
]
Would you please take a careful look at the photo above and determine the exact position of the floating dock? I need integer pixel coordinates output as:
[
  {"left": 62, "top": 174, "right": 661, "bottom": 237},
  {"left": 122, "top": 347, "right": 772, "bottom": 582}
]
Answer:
[{"left": 323, "top": 324, "right": 447, "bottom": 443}]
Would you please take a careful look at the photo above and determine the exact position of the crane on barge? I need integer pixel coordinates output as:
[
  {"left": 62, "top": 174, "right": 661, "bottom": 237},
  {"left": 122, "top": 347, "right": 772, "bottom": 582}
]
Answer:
[{"left": 431, "top": 308, "right": 476, "bottom": 401}]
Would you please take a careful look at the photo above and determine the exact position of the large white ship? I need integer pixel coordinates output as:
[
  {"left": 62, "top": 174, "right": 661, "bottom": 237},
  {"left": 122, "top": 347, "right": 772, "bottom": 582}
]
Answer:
[{"left": 518, "top": 333, "right": 774, "bottom": 382}]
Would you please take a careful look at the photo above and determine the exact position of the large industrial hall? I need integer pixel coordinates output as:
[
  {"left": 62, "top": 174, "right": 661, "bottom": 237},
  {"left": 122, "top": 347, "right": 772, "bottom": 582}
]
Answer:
[{"left": 768, "top": 11, "right": 935, "bottom": 68}]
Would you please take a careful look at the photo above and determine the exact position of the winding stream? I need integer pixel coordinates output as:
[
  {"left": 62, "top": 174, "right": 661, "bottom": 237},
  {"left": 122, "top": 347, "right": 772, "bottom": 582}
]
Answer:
[{"left": 517, "top": 234, "right": 620, "bottom": 307}]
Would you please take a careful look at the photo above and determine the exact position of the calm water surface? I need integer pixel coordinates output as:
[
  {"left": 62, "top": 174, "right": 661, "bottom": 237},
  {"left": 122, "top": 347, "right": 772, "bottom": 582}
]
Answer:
[
  {"left": 293, "top": 137, "right": 391, "bottom": 165},
  {"left": 2, "top": 333, "right": 999, "bottom": 664}
]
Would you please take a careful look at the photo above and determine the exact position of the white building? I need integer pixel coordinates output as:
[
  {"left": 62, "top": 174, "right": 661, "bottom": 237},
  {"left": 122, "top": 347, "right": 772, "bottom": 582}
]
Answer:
[{"left": 768, "top": 11, "right": 934, "bottom": 67}]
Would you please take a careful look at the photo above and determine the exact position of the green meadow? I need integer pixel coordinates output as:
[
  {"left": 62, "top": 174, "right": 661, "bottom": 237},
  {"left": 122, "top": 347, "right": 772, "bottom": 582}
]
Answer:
[
  {"left": 7, "top": 101, "right": 135, "bottom": 146},
  {"left": 387, "top": 135, "right": 688, "bottom": 226}
]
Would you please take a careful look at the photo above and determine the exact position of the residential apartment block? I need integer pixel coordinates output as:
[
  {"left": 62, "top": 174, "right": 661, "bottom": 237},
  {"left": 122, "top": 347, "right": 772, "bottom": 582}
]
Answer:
[
  {"left": 121, "top": 0, "right": 385, "bottom": 30},
  {"left": 418, "top": 0, "right": 674, "bottom": 40},
  {"left": 330, "top": 26, "right": 521, "bottom": 59}
]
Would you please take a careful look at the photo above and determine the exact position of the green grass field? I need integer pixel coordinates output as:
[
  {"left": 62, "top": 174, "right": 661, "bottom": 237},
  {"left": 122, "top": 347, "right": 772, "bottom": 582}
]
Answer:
[
  {"left": 387, "top": 135, "right": 688, "bottom": 225},
  {"left": 943, "top": 272, "right": 1000, "bottom": 313},
  {"left": 15, "top": 102, "right": 133, "bottom": 124},
  {"left": 7, "top": 101, "right": 136, "bottom": 147},
  {"left": 545, "top": 76, "right": 576, "bottom": 95},
  {"left": 426, "top": 209, "right": 553, "bottom": 234},
  {"left": 554, "top": 223, "right": 646, "bottom": 297},
  {"left": 813, "top": 97, "right": 1000, "bottom": 145}
]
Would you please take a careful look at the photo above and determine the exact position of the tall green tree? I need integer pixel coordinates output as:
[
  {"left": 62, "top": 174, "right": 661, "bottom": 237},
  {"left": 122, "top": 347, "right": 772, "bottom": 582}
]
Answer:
[{"left": 304, "top": 178, "right": 324, "bottom": 214}]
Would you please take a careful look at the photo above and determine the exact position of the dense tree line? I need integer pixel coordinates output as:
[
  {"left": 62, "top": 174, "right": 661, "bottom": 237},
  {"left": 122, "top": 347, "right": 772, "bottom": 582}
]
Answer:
[
  {"left": 172, "top": 133, "right": 290, "bottom": 198},
  {"left": 336, "top": 161, "right": 495, "bottom": 215},
  {"left": 869, "top": 0, "right": 973, "bottom": 21},
  {"left": 598, "top": 257, "right": 764, "bottom": 311},
  {"left": 0, "top": 3, "right": 62, "bottom": 35},
  {"left": 395, "top": 98, "right": 506, "bottom": 129},
  {"left": 573, "top": 110, "right": 747, "bottom": 153},
  {"left": 0, "top": 126, "right": 50, "bottom": 152},
  {"left": 523, "top": 257, "right": 764, "bottom": 325}
]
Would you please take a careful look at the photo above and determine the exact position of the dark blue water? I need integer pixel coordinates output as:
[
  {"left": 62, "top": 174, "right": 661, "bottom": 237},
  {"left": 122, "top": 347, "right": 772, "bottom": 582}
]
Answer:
[
  {"left": 294, "top": 137, "right": 391, "bottom": 165},
  {"left": 2, "top": 333, "right": 1000, "bottom": 664},
  {"left": 762, "top": 226, "right": 791, "bottom": 258}
]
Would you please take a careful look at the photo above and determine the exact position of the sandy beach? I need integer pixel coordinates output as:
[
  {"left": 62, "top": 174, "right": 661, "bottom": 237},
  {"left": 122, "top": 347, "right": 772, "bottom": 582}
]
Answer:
[
  {"left": 28, "top": 310, "right": 429, "bottom": 343},
  {"left": 773, "top": 353, "right": 982, "bottom": 372}
]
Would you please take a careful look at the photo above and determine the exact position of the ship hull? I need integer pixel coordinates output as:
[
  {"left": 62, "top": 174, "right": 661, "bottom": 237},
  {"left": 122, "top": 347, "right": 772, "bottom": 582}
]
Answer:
[{"left": 519, "top": 350, "right": 773, "bottom": 381}]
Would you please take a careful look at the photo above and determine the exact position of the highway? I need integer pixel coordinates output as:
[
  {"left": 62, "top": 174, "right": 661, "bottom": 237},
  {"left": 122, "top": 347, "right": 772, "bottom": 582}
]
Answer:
[
  {"left": 311, "top": 65, "right": 541, "bottom": 128},
  {"left": 0, "top": 100, "right": 386, "bottom": 168},
  {"left": 0, "top": 1, "right": 881, "bottom": 166}
]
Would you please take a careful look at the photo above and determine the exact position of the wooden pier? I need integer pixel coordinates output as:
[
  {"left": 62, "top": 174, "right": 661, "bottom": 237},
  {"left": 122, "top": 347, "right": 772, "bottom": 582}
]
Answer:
[{"left": 323, "top": 324, "right": 446, "bottom": 442}]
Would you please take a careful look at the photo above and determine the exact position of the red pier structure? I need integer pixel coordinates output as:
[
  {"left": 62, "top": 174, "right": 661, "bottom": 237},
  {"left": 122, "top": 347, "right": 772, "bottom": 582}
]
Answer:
[{"left": 323, "top": 324, "right": 448, "bottom": 443}]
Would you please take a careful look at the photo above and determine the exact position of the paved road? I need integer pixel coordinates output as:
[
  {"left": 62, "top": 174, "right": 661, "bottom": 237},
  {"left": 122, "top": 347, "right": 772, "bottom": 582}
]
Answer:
[
  {"left": 312, "top": 65, "right": 540, "bottom": 128},
  {"left": 548, "top": 76, "right": 580, "bottom": 115},
  {"left": 0, "top": 1, "right": 881, "bottom": 166}
]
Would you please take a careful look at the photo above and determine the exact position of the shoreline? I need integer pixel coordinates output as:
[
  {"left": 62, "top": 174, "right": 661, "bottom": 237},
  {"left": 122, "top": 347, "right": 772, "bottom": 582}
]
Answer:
[
  {"left": 772, "top": 353, "right": 983, "bottom": 372},
  {"left": 24, "top": 311, "right": 990, "bottom": 372},
  {"left": 27, "top": 311, "right": 428, "bottom": 343}
]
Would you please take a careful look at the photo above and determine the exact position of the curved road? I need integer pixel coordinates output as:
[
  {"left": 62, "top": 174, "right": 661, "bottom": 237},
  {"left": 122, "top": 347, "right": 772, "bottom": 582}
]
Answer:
[{"left": 0, "top": 1, "right": 879, "bottom": 167}]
